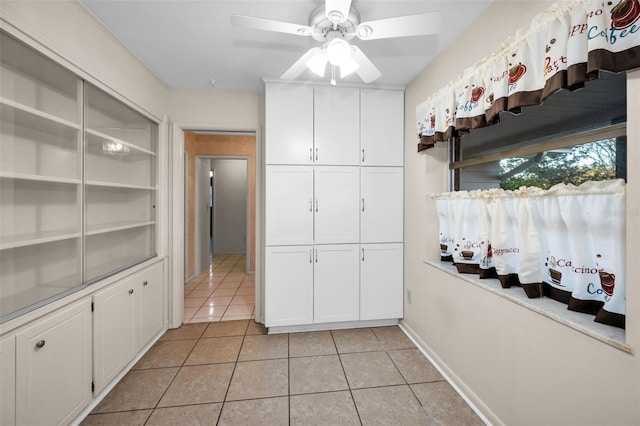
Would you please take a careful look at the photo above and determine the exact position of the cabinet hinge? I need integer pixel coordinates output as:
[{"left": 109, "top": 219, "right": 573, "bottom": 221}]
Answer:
[{"left": 91, "top": 381, "right": 95, "bottom": 392}]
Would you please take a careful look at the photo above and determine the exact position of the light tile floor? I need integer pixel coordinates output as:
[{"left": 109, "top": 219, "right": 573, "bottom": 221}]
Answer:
[
  {"left": 82, "top": 322, "right": 484, "bottom": 425},
  {"left": 184, "top": 254, "right": 255, "bottom": 323}
]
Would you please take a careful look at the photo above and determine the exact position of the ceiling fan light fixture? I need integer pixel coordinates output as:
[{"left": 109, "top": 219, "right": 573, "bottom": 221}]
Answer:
[
  {"left": 326, "top": 38, "right": 351, "bottom": 66},
  {"left": 339, "top": 55, "right": 359, "bottom": 78},
  {"left": 306, "top": 50, "right": 328, "bottom": 76},
  {"left": 326, "top": 10, "right": 345, "bottom": 24}
]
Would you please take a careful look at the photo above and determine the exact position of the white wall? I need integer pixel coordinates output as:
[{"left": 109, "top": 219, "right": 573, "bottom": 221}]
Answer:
[
  {"left": 211, "top": 159, "right": 248, "bottom": 255},
  {"left": 403, "top": 1, "right": 640, "bottom": 425}
]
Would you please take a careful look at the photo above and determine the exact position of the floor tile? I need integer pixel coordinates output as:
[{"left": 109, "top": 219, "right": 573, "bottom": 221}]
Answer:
[
  {"left": 224, "top": 304, "right": 254, "bottom": 316},
  {"left": 332, "top": 328, "right": 383, "bottom": 353},
  {"left": 158, "top": 363, "right": 235, "bottom": 407},
  {"left": 133, "top": 339, "right": 197, "bottom": 369},
  {"left": 340, "top": 351, "right": 405, "bottom": 389},
  {"left": 289, "top": 331, "right": 337, "bottom": 357},
  {"left": 213, "top": 288, "right": 238, "bottom": 297},
  {"left": 411, "top": 381, "right": 484, "bottom": 426},
  {"left": 194, "top": 305, "right": 227, "bottom": 319},
  {"left": 202, "top": 320, "right": 249, "bottom": 337},
  {"left": 183, "top": 307, "right": 198, "bottom": 320},
  {"left": 289, "top": 355, "right": 348, "bottom": 395},
  {"left": 226, "top": 359, "right": 288, "bottom": 401},
  {"left": 230, "top": 295, "right": 254, "bottom": 305},
  {"left": 146, "top": 403, "right": 222, "bottom": 426},
  {"left": 160, "top": 323, "right": 207, "bottom": 341},
  {"left": 93, "top": 368, "right": 179, "bottom": 413},
  {"left": 246, "top": 321, "right": 268, "bottom": 335},
  {"left": 222, "top": 314, "right": 253, "bottom": 321},
  {"left": 81, "top": 409, "right": 152, "bottom": 425},
  {"left": 218, "top": 397, "right": 288, "bottom": 426},
  {"left": 190, "top": 315, "right": 223, "bottom": 323},
  {"left": 290, "top": 391, "right": 360, "bottom": 426},
  {"left": 195, "top": 282, "right": 217, "bottom": 291},
  {"left": 388, "top": 349, "right": 444, "bottom": 384},
  {"left": 189, "top": 289, "right": 215, "bottom": 298},
  {"left": 238, "top": 334, "right": 288, "bottom": 361},
  {"left": 235, "top": 287, "right": 255, "bottom": 296},
  {"left": 205, "top": 296, "right": 233, "bottom": 306},
  {"left": 219, "top": 281, "right": 241, "bottom": 289},
  {"left": 184, "top": 297, "right": 208, "bottom": 308},
  {"left": 352, "top": 385, "right": 428, "bottom": 425},
  {"left": 372, "top": 326, "right": 416, "bottom": 350},
  {"left": 185, "top": 336, "right": 243, "bottom": 365}
]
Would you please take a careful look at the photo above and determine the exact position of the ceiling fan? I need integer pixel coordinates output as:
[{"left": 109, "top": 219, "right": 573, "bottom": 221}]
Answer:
[{"left": 231, "top": 0, "right": 441, "bottom": 85}]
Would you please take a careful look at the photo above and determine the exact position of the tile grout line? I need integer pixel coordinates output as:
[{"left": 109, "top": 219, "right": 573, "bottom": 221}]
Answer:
[{"left": 330, "top": 329, "right": 364, "bottom": 426}]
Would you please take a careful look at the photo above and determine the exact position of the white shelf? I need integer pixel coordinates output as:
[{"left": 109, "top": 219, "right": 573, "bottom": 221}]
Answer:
[
  {"left": 85, "top": 180, "right": 156, "bottom": 191},
  {"left": 0, "top": 229, "right": 80, "bottom": 251},
  {"left": 85, "top": 254, "right": 156, "bottom": 283},
  {"left": 0, "top": 279, "right": 82, "bottom": 322},
  {"left": 85, "top": 128, "right": 155, "bottom": 156},
  {"left": 0, "top": 171, "right": 81, "bottom": 185},
  {"left": 0, "top": 97, "right": 81, "bottom": 138},
  {"left": 86, "top": 221, "right": 155, "bottom": 236}
]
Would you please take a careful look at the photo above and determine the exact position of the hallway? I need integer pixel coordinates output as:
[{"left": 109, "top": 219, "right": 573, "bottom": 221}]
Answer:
[{"left": 183, "top": 254, "right": 255, "bottom": 323}]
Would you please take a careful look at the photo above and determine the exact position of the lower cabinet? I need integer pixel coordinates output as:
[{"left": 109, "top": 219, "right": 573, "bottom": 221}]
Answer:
[
  {"left": 15, "top": 299, "right": 93, "bottom": 426},
  {"left": 265, "top": 244, "right": 401, "bottom": 328},
  {"left": 93, "top": 262, "right": 164, "bottom": 394},
  {"left": 1, "top": 335, "right": 16, "bottom": 426},
  {"left": 361, "top": 243, "right": 404, "bottom": 320},
  {"left": 265, "top": 246, "right": 314, "bottom": 327}
]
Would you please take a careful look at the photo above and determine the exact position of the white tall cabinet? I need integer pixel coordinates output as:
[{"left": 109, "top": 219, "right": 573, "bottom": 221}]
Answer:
[
  {"left": 264, "top": 81, "right": 404, "bottom": 329},
  {"left": 0, "top": 30, "right": 166, "bottom": 426}
]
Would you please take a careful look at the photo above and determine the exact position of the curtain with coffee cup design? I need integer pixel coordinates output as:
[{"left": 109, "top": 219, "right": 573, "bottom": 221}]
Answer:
[
  {"left": 416, "top": 0, "right": 640, "bottom": 151},
  {"left": 432, "top": 179, "right": 626, "bottom": 329}
]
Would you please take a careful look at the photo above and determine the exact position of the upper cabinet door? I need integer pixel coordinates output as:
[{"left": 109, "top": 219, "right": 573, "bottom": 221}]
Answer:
[
  {"left": 265, "top": 83, "right": 314, "bottom": 165},
  {"left": 314, "top": 86, "right": 360, "bottom": 165},
  {"left": 314, "top": 166, "right": 360, "bottom": 244},
  {"left": 361, "top": 90, "right": 404, "bottom": 166},
  {"left": 361, "top": 167, "right": 403, "bottom": 243},
  {"left": 265, "top": 165, "right": 314, "bottom": 246}
]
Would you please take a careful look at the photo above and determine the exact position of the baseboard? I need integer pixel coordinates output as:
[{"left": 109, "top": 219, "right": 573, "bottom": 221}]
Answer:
[
  {"left": 267, "top": 318, "right": 398, "bottom": 334},
  {"left": 399, "top": 320, "right": 500, "bottom": 426}
]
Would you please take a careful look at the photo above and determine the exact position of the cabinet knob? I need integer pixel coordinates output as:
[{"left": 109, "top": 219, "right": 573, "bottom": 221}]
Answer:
[
  {"left": 143, "top": 280, "right": 148, "bottom": 286},
  {"left": 129, "top": 289, "right": 134, "bottom": 295},
  {"left": 35, "top": 340, "right": 46, "bottom": 350}
]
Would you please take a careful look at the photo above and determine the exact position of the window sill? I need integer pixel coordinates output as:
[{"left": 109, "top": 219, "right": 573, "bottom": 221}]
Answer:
[{"left": 423, "top": 259, "right": 632, "bottom": 354}]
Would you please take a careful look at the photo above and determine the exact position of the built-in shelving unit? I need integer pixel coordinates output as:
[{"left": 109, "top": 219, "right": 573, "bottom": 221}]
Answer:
[{"left": 0, "top": 31, "right": 157, "bottom": 323}]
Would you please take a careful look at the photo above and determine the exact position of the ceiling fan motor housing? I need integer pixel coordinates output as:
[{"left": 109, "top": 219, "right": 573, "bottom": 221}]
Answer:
[{"left": 309, "top": 4, "right": 359, "bottom": 41}]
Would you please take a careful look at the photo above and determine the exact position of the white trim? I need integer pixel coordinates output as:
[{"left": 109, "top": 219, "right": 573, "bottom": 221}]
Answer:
[
  {"left": 399, "top": 320, "right": 495, "bottom": 426},
  {"left": 267, "top": 318, "right": 398, "bottom": 334}
]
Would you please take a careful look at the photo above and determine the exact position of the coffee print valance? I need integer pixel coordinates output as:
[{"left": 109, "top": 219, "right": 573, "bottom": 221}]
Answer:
[{"left": 416, "top": 0, "right": 640, "bottom": 151}]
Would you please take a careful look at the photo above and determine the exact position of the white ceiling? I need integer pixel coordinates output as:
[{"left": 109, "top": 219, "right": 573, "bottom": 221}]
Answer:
[{"left": 81, "top": 0, "right": 492, "bottom": 92}]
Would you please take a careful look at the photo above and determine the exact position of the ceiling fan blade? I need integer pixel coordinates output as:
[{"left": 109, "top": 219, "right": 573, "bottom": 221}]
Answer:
[
  {"left": 281, "top": 47, "right": 322, "bottom": 80},
  {"left": 231, "top": 15, "right": 313, "bottom": 37},
  {"left": 325, "top": 0, "right": 352, "bottom": 24},
  {"left": 356, "top": 12, "right": 441, "bottom": 40},
  {"left": 351, "top": 46, "right": 381, "bottom": 83}
]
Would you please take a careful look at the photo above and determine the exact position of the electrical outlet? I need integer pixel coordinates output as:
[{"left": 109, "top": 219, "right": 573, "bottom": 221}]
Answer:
[{"left": 407, "top": 289, "right": 412, "bottom": 304}]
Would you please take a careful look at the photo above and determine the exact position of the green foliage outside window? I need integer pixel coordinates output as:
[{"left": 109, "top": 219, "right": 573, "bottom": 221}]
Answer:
[{"left": 499, "top": 139, "right": 618, "bottom": 190}]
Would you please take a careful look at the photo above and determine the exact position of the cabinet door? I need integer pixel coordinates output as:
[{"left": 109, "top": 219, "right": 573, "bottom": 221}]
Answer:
[
  {"left": 314, "top": 86, "right": 360, "bottom": 165},
  {"left": 266, "top": 166, "right": 314, "bottom": 245},
  {"left": 361, "top": 90, "right": 404, "bottom": 166},
  {"left": 1, "top": 335, "right": 15, "bottom": 426},
  {"left": 361, "top": 243, "right": 403, "bottom": 320},
  {"left": 16, "top": 299, "right": 92, "bottom": 426},
  {"left": 93, "top": 277, "right": 138, "bottom": 394},
  {"left": 361, "top": 167, "right": 403, "bottom": 243},
  {"left": 314, "top": 244, "right": 360, "bottom": 323},
  {"left": 265, "top": 83, "right": 314, "bottom": 165},
  {"left": 314, "top": 166, "right": 360, "bottom": 244},
  {"left": 265, "top": 246, "right": 313, "bottom": 327},
  {"left": 139, "top": 263, "right": 165, "bottom": 348}
]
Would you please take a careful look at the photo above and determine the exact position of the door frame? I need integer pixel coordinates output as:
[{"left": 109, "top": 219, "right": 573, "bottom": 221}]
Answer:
[{"left": 168, "top": 123, "right": 264, "bottom": 329}]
